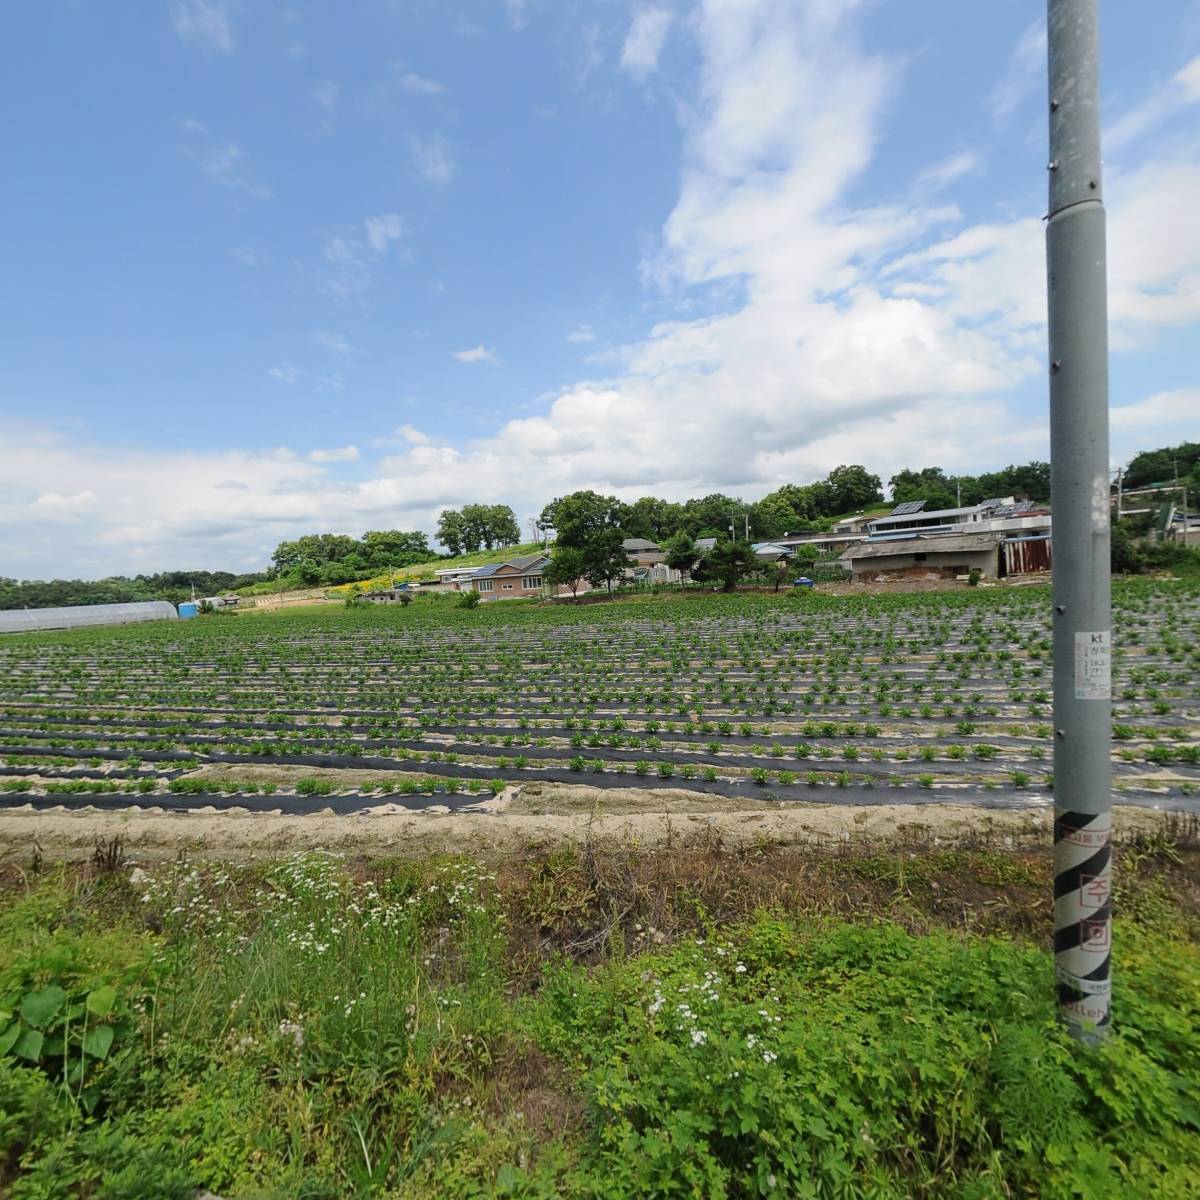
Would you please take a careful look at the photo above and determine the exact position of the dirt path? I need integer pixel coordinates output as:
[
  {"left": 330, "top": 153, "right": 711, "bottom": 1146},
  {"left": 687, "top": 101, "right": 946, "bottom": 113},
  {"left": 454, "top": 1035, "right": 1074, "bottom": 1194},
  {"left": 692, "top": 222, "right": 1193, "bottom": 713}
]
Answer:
[{"left": 0, "top": 780, "right": 1182, "bottom": 862}]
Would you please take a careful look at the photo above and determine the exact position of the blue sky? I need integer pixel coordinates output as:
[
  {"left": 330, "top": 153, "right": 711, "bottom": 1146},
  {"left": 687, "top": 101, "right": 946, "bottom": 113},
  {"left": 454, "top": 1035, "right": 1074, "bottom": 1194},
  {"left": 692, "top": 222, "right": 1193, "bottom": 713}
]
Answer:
[{"left": 2, "top": 0, "right": 1198, "bottom": 578}]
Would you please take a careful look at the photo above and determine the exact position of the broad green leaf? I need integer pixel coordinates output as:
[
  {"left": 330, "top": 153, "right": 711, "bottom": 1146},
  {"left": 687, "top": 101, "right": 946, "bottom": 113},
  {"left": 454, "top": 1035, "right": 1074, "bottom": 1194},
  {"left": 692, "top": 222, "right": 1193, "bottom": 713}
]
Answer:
[
  {"left": 82, "top": 1024, "right": 114, "bottom": 1060},
  {"left": 0, "top": 1022, "right": 21, "bottom": 1056},
  {"left": 20, "top": 985, "right": 66, "bottom": 1029},
  {"left": 13, "top": 1028, "right": 44, "bottom": 1062},
  {"left": 86, "top": 986, "right": 117, "bottom": 1018}
]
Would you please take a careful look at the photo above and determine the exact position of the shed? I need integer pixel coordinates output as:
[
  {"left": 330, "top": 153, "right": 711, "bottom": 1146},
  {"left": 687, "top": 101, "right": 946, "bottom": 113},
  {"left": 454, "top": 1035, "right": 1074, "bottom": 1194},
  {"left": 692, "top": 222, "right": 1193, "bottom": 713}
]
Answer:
[
  {"left": 840, "top": 532, "right": 1003, "bottom": 580},
  {"left": 0, "top": 600, "right": 179, "bottom": 634}
]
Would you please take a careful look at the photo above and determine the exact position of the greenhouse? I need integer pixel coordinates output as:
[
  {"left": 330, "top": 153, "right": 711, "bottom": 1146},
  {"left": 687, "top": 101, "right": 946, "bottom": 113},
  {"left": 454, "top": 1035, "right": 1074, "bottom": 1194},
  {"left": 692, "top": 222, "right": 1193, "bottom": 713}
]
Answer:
[{"left": 0, "top": 600, "right": 178, "bottom": 634}]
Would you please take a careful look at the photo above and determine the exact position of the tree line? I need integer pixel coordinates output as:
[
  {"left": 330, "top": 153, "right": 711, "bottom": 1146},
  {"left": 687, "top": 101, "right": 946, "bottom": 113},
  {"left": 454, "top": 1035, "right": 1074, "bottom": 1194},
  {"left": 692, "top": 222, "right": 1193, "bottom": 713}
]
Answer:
[
  {"left": 269, "top": 530, "right": 434, "bottom": 588},
  {"left": 0, "top": 571, "right": 269, "bottom": 611}
]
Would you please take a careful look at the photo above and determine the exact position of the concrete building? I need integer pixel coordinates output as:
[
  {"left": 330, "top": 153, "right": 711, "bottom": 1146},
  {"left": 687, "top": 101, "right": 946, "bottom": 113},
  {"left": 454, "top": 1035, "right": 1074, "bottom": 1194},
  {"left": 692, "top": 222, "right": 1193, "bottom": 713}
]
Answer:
[
  {"left": 841, "top": 532, "right": 1004, "bottom": 580},
  {"left": 867, "top": 498, "right": 1052, "bottom": 540}
]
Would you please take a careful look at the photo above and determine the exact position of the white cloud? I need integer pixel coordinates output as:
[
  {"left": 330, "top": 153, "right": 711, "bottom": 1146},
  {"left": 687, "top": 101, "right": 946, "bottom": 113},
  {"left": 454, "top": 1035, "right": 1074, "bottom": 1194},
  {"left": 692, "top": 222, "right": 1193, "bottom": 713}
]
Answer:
[
  {"left": 1106, "top": 55, "right": 1200, "bottom": 153},
  {"left": 989, "top": 18, "right": 1045, "bottom": 122},
  {"left": 364, "top": 213, "right": 407, "bottom": 252},
  {"left": 409, "top": 134, "right": 456, "bottom": 184},
  {"left": 399, "top": 72, "right": 447, "bottom": 95},
  {"left": 172, "top": 0, "right": 233, "bottom": 54},
  {"left": 1110, "top": 390, "right": 1200, "bottom": 465},
  {"left": 913, "top": 150, "right": 979, "bottom": 194},
  {"left": 322, "top": 234, "right": 370, "bottom": 296},
  {"left": 232, "top": 247, "right": 261, "bottom": 267},
  {"left": 455, "top": 16, "right": 484, "bottom": 37},
  {"left": 29, "top": 490, "right": 96, "bottom": 518},
  {"left": 6, "top": 1, "right": 1200, "bottom": 579},
  {"left": 454, "top": 345, "right": 499, "bottom": 365},
  {"left": 308, "top": 446, "right": 360, "bottom": 463},
  {"left": 311, "top": 81, "right": 339, "bottom": 110},
  {"left": 183, "top": 121, "right": 271, "bottom": 199},
  {"left": 269, "top": 364, "right": 344, "bottom": 390},
  {"left": 567, "top": 324, "right": 596, "bottom": 343},
  {"left": 621, "top": 6, "right": 673, "bottom": 77}
]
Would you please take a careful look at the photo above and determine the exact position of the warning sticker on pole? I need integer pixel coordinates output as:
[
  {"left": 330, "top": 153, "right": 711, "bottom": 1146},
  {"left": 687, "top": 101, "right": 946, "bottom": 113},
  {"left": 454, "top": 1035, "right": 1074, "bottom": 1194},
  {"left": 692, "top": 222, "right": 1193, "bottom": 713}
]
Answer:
[{"left": 1074, "top": 630, "right": 1111, "bottom": 700}]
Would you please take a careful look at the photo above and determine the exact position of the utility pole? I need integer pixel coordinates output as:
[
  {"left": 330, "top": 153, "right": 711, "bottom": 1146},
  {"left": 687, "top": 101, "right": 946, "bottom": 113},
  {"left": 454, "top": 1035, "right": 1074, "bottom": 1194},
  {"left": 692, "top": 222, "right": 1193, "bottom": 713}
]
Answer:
[{"left": 1046, "top": 0, "right": 1112, "bottom": 1043}]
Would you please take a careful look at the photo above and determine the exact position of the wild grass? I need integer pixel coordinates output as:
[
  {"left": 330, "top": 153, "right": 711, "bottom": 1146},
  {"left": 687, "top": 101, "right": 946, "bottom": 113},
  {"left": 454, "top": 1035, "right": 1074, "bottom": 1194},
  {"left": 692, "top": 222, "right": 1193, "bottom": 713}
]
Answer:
[{"left": 1, "top": 832, "right": 1198, "bottom": 1198}]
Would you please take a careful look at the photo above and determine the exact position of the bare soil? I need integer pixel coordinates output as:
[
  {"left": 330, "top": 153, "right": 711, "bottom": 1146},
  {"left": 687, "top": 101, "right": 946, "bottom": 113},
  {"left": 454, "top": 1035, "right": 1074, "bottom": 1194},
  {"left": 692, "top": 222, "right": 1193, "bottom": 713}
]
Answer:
[{"left": 0, "top": 778, "right": 1182, "bottom": 864}]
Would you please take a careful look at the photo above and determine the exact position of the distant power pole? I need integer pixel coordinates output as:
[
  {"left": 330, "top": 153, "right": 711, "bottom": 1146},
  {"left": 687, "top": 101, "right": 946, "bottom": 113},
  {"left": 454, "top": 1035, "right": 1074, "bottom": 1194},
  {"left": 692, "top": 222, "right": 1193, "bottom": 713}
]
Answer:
[{"left": 1046, "top": 0, "right": 1112, "bottom": 1042}]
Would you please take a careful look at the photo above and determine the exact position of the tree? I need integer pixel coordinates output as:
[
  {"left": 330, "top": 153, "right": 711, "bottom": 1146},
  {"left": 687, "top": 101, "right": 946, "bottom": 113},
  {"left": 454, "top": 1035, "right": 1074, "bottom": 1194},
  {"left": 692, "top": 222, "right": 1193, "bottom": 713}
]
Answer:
[
  {"left": 545, "top": 490, "right": 629, "bottom": 547},
  {"left": 663, "top": 533, "right": 701, "bottom": 581},
  {"left": 889, "top": 467, "right": 959, "bottom": 512},
  {"left": 821, "top": 465, "right": 883, "bottom": 516},
  {"left": 692, "top": 540, "right": 757, "bottom": 592},
  {"left": 624, "top": 496, "right": 686, "bottom": 542},
  {"left": 361, "top": 530, "right": 431, "bottom": 568},
  {"left": 437, "top": 510, "right": 465, "bottom": 557},
  {"left": 486, "top": 505, "right": 522, "bottom": 548},
  {"left": 542, "top": 492, "right": 633, "bottom": 594},
  {"left": 583, "top": 527, "right": 632, "bottom": 595},
  {"left": 1124, "top": 442, "right": 1200, "bottom": 490},
  {"left": 544, "top": 545, "right": 588, "bottom": 601},
  {"left": 680, "top": 493, "right": 743, "bottom": 539},
  {"left": 270, "top": 534, "right": 359, "bottom": 575}
]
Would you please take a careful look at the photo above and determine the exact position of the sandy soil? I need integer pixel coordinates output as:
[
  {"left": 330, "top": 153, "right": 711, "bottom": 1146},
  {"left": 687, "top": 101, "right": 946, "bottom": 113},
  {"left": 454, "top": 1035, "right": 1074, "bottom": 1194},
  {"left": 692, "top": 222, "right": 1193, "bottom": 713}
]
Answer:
[{"left": 0, "top": 778, "right": 1180, "bottom": 863}]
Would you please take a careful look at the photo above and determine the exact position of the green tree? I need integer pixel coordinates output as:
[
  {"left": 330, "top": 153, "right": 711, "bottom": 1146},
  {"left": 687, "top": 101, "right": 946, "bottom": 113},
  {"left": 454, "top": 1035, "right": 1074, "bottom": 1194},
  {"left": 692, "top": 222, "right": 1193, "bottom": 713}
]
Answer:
[
  {"left": 486, "top": 505, "right": 522, "bottom": 548},
  {"left": 544, "top": 545, "right": 588, "bottom": 601},
  {"left": 360, "top": 530, "right": 432, "bottom": 568},
  {"left": 693, "top": 540, "right": 757, "bottom": 592},
  {"left": 663, "top": 533, "right": 701, "bottom": 581},
  {"left": 583, "top": 528, "right": 632, "bottom": 595},
  {"left": 820, "top": 465, "right": 883, "bottom": 516},
  {"left": 437, "top": 510, "right": 466, "bottom": 557},
  {"left": 270, "top": 534, "right": 359, "bottom": 576},
  {"left": 680, "top": 493, "right": 744, "bottom": 539},
  {"left": 889, "top": 467, "right": 959, "bottom": 512}
]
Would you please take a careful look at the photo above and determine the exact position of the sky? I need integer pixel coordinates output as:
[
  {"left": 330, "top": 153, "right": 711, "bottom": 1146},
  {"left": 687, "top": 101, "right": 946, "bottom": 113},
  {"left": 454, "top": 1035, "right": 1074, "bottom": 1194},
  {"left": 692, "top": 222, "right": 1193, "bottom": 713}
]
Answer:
[{"left": 2, "top": 0, "right": 1198, "bottom": 579}]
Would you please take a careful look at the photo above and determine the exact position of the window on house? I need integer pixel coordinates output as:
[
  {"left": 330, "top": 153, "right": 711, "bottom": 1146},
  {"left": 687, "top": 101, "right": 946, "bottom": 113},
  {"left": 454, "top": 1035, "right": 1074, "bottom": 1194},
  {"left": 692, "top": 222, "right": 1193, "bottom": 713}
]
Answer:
[
  {"left": 522, "top": 576, "right": 542, "bottom": 589},
  {"left": 476, "top": 579, "right": 494, "bottom": 591},
  {"left": 502, "top": 583, "right": 514, "bottom": 590}
]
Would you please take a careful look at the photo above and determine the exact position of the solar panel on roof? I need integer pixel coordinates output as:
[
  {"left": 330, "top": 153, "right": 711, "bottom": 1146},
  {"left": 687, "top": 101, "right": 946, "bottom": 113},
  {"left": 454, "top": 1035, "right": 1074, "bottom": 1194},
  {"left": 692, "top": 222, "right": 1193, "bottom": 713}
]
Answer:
[{"left": 889, "top": 500, "right": 927, "bottom": 516}]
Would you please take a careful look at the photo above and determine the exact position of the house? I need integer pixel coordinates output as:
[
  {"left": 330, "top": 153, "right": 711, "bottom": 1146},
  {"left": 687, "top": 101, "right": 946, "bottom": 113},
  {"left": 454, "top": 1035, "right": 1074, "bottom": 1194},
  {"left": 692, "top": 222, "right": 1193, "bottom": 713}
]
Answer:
[
  {"left": 434, "top": 565, "right": 484, "bottom": 591},
  {"left": 752, "top": 542, "right": 794, "bottom": 563},
  {"left": 621, "top": 538, "right": 665, "bottom": 566},
  {"left": 469, "top": 554, "right": 593, "bottom": 600},
  {"left": 831, "top": 514, "right": 877, "bottom": 535},
  {"left": 840, "top": 532, "right": 1005, "bottom": 580},
  {"left": 867, "top": 498, "right": 1051, "bottom": 540}
]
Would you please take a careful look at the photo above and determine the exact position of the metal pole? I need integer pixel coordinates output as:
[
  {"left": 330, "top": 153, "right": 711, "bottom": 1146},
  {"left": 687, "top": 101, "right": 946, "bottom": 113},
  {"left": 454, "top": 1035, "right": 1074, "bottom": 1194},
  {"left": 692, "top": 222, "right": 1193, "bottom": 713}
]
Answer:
[{"left": 1047, "top": 0, "right": 1112, "bottom": 1043}]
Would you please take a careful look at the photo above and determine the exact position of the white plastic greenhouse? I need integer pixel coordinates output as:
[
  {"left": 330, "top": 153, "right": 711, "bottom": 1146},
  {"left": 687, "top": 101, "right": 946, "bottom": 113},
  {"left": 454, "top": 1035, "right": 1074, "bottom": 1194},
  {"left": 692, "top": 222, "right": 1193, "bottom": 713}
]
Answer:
[{"left": 0, "top": 601, "right": 179, "bottom": 634}]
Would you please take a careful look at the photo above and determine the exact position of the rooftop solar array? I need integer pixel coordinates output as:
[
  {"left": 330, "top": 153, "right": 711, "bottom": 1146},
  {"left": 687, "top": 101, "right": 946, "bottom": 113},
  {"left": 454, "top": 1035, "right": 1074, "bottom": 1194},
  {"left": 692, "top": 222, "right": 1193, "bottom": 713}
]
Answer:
[{"left": 889, "top": 500, "right": 927, "bottom": 516}]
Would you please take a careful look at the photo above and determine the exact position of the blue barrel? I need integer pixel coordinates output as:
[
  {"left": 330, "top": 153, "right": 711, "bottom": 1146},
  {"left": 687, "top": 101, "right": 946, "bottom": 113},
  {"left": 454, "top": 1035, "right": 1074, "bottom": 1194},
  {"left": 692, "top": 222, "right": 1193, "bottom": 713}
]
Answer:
[{"left": 178, "top": 602, "right": 199, "bottom": 619}]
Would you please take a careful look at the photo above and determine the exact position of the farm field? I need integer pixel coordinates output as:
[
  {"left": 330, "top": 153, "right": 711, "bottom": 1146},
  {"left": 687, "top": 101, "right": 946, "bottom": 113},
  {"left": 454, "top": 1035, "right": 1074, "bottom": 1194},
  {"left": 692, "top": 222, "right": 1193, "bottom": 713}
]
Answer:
[
  {"left": 2, "top": 584, "right": 1199, "bottom": 1197},
  {"left": 0, "top": 583, "right": 1197, "bottom": 820}
]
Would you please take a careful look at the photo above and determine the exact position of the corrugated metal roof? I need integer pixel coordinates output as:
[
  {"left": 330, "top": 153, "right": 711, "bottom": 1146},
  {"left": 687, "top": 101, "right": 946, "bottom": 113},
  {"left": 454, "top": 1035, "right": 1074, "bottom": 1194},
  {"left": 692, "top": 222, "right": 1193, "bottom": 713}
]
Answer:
[
  {"left": 841, "top": 532, "right": 1003, "bottom": 560},
  {"left": 621, "top": 538, "right": 659, "bottom": 551}
]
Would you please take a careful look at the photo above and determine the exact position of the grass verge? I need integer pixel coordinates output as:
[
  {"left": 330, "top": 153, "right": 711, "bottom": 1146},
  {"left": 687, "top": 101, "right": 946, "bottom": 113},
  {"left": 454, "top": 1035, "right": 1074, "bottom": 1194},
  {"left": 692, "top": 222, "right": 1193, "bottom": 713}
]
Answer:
[{"left": 0, "top": 830, "right": 1198, "bottom": 1198}]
